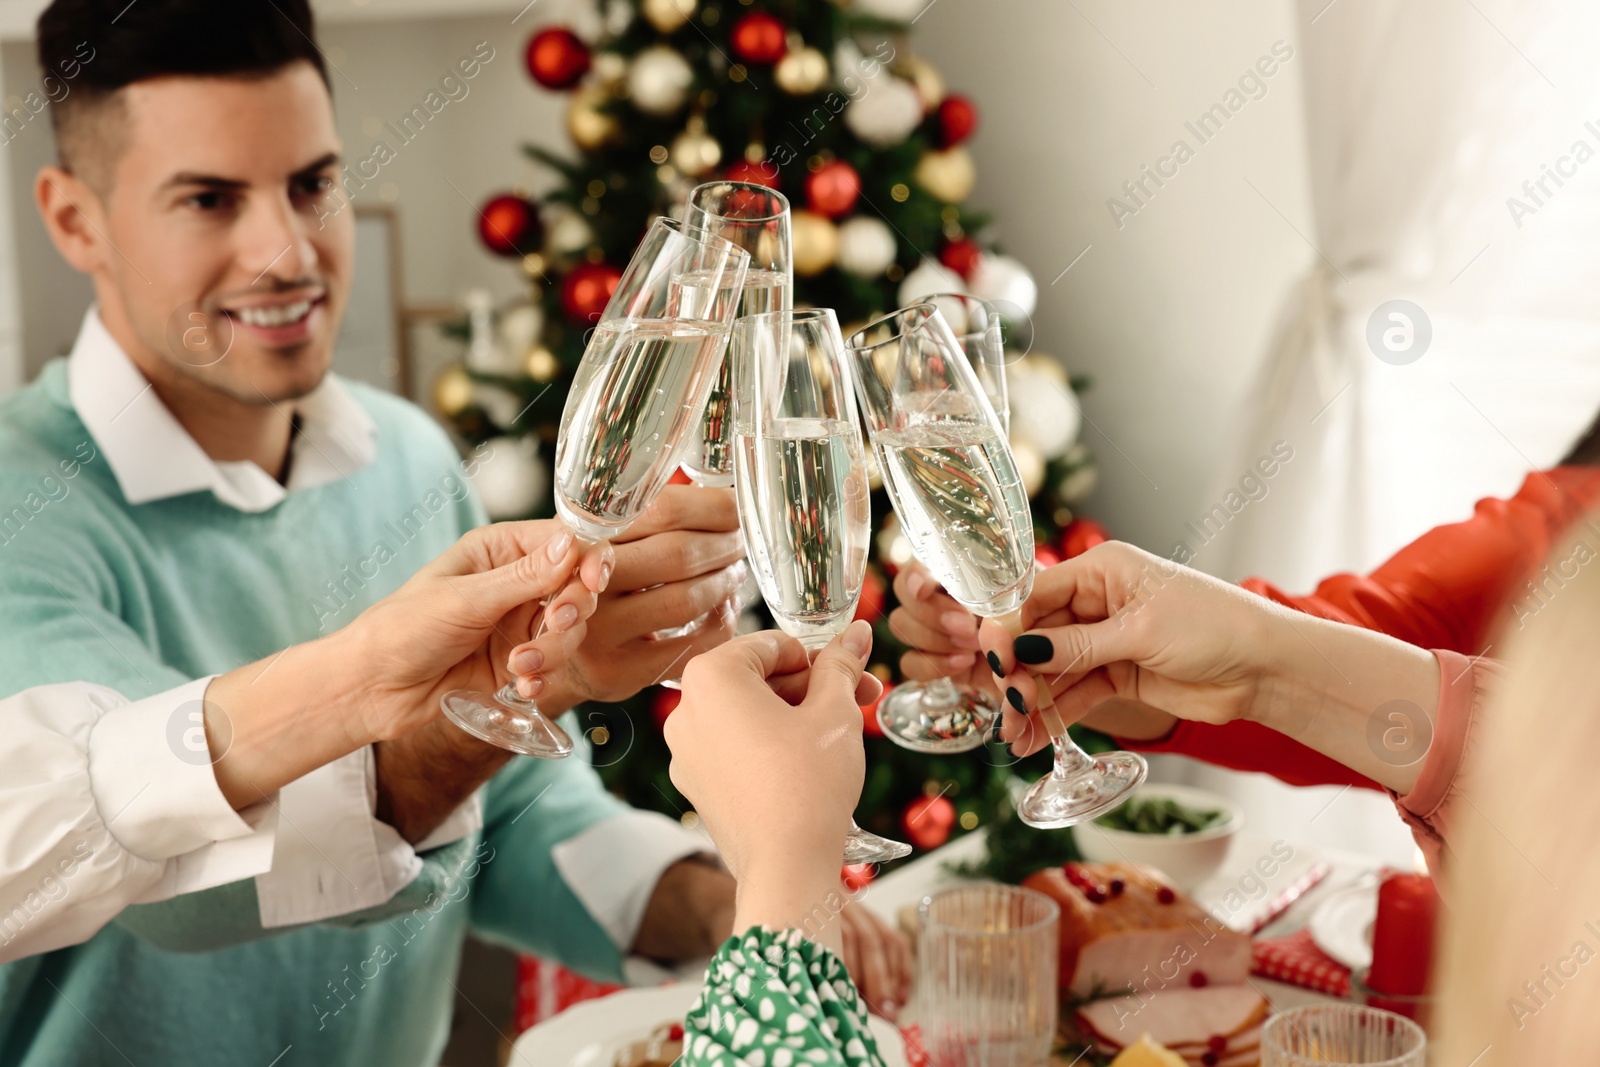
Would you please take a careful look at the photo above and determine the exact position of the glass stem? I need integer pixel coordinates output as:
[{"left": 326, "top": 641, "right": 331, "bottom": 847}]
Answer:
[
  {"left": 494, "top": 682, "right": 536, "bottom": 712},
  {"left": 1049, "top": 733, "right": 1094, "bottom": 782},
  {"left": 924, "top": 676, "right": 961, "bottom": 701}
]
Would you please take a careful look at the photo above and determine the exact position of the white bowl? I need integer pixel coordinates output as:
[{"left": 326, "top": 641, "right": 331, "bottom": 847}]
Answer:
[{"left": 1072, "top": 782, "right": 1243, "bottom": 891}]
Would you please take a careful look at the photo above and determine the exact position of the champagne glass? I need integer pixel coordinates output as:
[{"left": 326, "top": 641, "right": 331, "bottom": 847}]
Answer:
[
  {"left": 732, "top": 307, "right": 912, "bottom": 864},
  {"left": 440, "top": 217, "right": 750, "bottom": 757},
  {"left": 873, "top": 294, "right": 1010, "bottom": 754},
  {"left": 846, "top": 304, "right": 1147, "bottom": 827},
  {"left": 654, "top": 182, "right": 792, "bottom": 668}
]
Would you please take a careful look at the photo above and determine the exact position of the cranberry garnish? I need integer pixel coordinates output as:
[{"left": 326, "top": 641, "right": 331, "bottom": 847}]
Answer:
[
  {"left": 667, "top": 1023, "right": 685, "bottom": 1041},
  {"left": 1207, "top": 1034, "right": 1227, "bottom": 1054},
  {"left": 1108, "top": 878, "right": 1125, "bottom": 897},
  {"left": 1084, "top": 887, "right": 1107, "bottom": 904},
  {"left": 1200, "top": 1053, "right": 1219, "bottom": 1066},
  {"left": 1156, "top": 886, "right": 1176, "bottom": 904},
  {"left": 1189, "top": 970, "right": 1209, "bottom": 988}
]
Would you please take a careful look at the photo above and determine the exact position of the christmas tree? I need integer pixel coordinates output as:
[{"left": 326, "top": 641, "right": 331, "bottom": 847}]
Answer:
[{"left": 436, "top": 0, "right": 1107, "bottom": 862}]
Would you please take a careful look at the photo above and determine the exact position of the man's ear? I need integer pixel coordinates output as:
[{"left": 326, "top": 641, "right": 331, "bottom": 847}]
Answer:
[{"left": 35, "top": 165, "right": 107, "bottom": 274}]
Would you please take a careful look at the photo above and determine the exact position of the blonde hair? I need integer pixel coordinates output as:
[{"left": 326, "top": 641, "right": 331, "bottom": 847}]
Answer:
[{"left": 1434, "top": 516, "right": 1600, "bottom": 1065}]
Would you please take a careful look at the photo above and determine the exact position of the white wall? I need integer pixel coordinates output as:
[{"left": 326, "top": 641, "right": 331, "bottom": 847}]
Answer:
[{"left": 915, "top": 0, "right": 1314, "bottom": 556}]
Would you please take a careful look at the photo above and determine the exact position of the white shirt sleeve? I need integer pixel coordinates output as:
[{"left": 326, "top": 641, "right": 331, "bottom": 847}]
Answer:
[
  {"left": 0, "top": 680, "right": 277, "bottom": 964},
  {"left": 252, "top": 747, "right": 483, "bottom": 929},
  {"left": 551, "top": 809, "right": 719, "bottom": 958}
]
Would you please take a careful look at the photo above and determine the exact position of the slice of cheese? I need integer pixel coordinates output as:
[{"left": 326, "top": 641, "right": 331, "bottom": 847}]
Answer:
[{"left": 1109, "top": 1034, "right": 1189, "bottom": 1067}]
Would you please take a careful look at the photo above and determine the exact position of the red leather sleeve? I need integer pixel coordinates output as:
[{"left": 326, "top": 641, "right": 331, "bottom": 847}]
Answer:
[{"left": 1120, "top": 467, "right": 1600, "bottom": 789}]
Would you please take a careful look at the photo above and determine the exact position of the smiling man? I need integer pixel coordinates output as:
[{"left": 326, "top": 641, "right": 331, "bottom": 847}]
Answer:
[{"left": 0, "top": 2, "right": 921, "bottom": 1065}]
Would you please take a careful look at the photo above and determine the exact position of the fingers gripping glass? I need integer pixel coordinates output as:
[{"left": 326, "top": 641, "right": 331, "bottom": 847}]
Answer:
[
  {"left": 732, "top": 308, "right": 911, "bottom": 864},
  {"left": 845, "top": 304, "right": 1146, "bottom": 827},
  {"left": 441, "top": 218, "right": 751, "bottom": 757}
]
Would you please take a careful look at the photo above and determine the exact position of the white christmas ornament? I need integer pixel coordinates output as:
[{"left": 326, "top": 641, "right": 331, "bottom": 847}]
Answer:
[
  {"left": 1006, "top": 360, "right": 1080, "bottom": 459},
  {"left": 852, "top": 0, "right": 928, "bottom": 21},
  {"left": 545, "top": 209, "right": 594, "bottom": 258},
  {"left": 844, "top": 77, "right": 923, "bottom": 147},
  {"left": 897, "top": 260, "right": 967, "bottom": 323},
  {"left": 496, "top": 304, "right": 544, "bottom": 366},
  {"left": 968, "top": 254, "right": 1038, "bottom": 318},
  {"left": 470, "top": 436, "right": 549, "bottom": 520},
  {"left": 836, "top": 216, "right": 897, "bottom": 278},
  {"left": 628, "top": 46, "right": 694, "bottom": 116}
]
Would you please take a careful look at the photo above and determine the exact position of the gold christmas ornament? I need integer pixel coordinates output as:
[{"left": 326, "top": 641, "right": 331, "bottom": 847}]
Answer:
[
  {"left": 1011, "top": 439, "right": 1046, "bottom": 497},
  {"left": 669, "top": 117, "right": 723, "bottom": 176},
  {"left": 790, "top": 210, "right": 839, "bottom": 276},
  {"left": 433, "top": 364, "right": 475, "bottom": 417},
  {"left": 897, "top": 56, "right": 945, "bottom": 108},
  {"left": 591, "top": 52, "right": 628, "bottom": 90},
  {"left": 567, "top": 88, "right": 621, "bottom": 151},
  {"left": 774, "top": 47, "right": 829, "bottom": 95},
  {"left": 525, "top": 346, "right": 561, "bottom": 383},
  {"left": 641, "top": 0, "right": 696, "bottom": 33},
  {"left": 913, "top": 146, "right": 976, "bottom": 202}
]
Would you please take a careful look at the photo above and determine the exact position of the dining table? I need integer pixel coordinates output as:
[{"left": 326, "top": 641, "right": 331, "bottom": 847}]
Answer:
[{"left": 509, "top": 823, "right": 1384, "bottom": 1064}]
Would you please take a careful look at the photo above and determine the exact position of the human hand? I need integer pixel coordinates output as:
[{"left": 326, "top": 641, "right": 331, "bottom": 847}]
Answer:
[
  {"left": 889, "top": 561, "right": 1001, "bottom": 696},
  {"left": 980, "top": 541, "right": 1273, "bottom": 757},
  {"left": 510, "top": 486, "right": 747, "bottom": 708},
  {"left": 664, "top": 624, "right": 881, "bottom": 946},
  {"left": 351, "top": 520, "right": 611, "bottom": 743},
  {"left": 839, "top": 898, "right": 913, "bottom": 1021}
]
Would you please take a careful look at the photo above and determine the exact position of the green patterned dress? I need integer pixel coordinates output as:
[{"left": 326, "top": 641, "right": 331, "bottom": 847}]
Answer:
[{"left": 682, "top": 926, "right": 889, "bottom": 1066}]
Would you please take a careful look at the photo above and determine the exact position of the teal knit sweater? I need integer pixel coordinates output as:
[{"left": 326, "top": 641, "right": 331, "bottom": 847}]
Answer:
[{"left": 0, "top": 362, "right": 629, "bottom": 1066}]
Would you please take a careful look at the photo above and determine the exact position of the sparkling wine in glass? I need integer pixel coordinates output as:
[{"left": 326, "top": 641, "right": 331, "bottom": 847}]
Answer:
[
  {"left": 653, "top": 182, "right": 792, "bottom": 667},
  {"left": 847, "top": 304, "right": 1146, "bottom": 827},
  {"left": 872, "top": 294, "right": 1012, "bottom": 754},
  {"left": 440, "top": 217, "right": 750, "bottom": 757},
  {"left": 732, "top": 307, "right": 912, "bottom": 864}
]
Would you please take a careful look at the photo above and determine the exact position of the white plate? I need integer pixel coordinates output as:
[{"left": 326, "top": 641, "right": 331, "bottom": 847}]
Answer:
[
  {"left": 1308, "top": 881, "right": 1378, "bottom": 971},
  {"left": 508, "top": 982, "right": 910, "bottom": 1067}
]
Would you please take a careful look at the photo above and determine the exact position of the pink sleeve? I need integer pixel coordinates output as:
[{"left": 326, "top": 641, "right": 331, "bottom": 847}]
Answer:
[{"left": 1393, "top": 650, "right": 1499, "bottom": 878}]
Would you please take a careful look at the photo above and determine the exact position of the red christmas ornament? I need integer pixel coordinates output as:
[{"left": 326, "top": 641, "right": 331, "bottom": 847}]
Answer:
[
  {"left": 477, "top": 194, "right": 543, "bottom": 258},
  {"left": 729, "top": 12, "right": 788, "bottom": 65},
  {"left": 1034, "top": 545, "right": 1062, "bottom": 570},
  {"left": 859, "top": 682, "right": 890, "bottom": 739},
  {"left": 936, "top": 94, "right": 979, "bottom": 148},
  {"left": 854, "top": 567, "right": 886, "bottom": 623},
  {"left": 902, "top": 794, "right": 955, "bottom": 851},
  {"left": 939, "top": 237, "right": 983, "bottom": 280},
  {"left": 651, "top": 686, "right": 682, "bottom": 731},
  {"left": 724, "top": 158, "right": 781, "bottom": 191},
  {"left": 1061, "top": 517, "right": 1111, "bottom": 559},
  {"left": 526, "top": 27, "right": 591, "bottom": 90},
  {"left": 560, "top": 262, "right": 623, "bottom": 323},
  {"left": 841, "top": 863, "right": 876, "bottom": 892},
  {"left": 805, "top": 160, "right": 861, "bottom": 218}
]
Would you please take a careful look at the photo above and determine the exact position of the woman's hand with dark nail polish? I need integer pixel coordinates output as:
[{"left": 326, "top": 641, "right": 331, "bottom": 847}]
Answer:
[{"left": 1014, "top": 633, "right": 1054, "bottom": 665}]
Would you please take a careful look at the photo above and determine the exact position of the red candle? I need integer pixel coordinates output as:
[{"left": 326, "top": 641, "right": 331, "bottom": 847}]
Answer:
[{"left": 1365, "top": 871, "right": 1438, "bottom": 996}]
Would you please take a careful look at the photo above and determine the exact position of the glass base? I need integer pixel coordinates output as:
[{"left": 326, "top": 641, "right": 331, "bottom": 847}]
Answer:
[
  {"left": 441, "top": 686, "right": 575, "bottom": 759},
  {"left": 878, "top": 680, "right": 1000, "bottom": 755},
  {"left": 845, "top": 822, "right": 913, "bottom": 864},
  {"left": 1016, "top": 750, "right": 1147, "bottom": 829}
]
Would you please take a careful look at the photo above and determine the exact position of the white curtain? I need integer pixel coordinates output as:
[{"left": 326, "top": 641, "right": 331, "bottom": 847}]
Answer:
[
  {"left": 1201, "top": 0, "right": 1600, "bottom": 590},
  {"left": 1171, "top": 0, "right": 1600, "bottom": 865}
]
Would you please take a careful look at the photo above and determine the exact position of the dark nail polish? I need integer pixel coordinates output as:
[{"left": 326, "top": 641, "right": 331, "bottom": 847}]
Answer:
[
  {"left": 1006, "top": 686, "right": 1027, "bottom": 714},
  {"left": 986, "top": 651, "right": 1004, "bottom": 678},
  {"left": 1014, "top": 634, "right": 1054, "bottom": 665},
  {"left": 991, "top": 714, "right": 1005, "bottom": 744}
]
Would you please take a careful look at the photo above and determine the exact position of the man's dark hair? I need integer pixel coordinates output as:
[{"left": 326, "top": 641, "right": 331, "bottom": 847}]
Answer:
[{"left": 37, "top": 0, "right": 329, "bottom": 190}]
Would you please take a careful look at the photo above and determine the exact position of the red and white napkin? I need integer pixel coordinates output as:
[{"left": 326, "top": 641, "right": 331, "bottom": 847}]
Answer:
[{"left": 1250, "top": 928, "right": 1351, "bottom": 998}]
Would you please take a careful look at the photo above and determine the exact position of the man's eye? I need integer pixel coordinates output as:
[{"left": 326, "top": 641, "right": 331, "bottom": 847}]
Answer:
[
  {"left": 187, "top": 191, "right": 231, "bottom": 211},
  {"left": 295, "top": 175, "right": 335, "bottom": 199}
]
